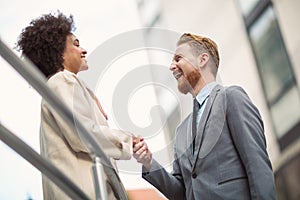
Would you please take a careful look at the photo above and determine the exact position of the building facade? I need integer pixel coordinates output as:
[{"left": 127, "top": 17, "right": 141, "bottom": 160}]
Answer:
[{"left": 135, "top": 0, "right": 300, "bottom": 199}]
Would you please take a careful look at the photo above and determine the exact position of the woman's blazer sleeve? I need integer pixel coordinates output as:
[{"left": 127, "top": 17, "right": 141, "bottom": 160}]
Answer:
[{"left": 44, "top": 73, "right": 132, "bottom": 160}]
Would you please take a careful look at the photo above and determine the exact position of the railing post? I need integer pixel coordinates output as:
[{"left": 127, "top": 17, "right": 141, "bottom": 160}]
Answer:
[{"left": 92, "top": 156, "right": 108, "bottom": 200}]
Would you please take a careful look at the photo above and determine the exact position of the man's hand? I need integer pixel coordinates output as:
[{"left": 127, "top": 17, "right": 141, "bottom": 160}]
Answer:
[
  {"left": 132, "top": 135, "right": 142, "bottom": 146},
  {"left": 133, "top": 138, "right": 152, "bottom": 172}
]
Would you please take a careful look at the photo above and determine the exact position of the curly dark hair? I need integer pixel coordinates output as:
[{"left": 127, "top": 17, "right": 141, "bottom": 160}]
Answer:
[{"left": 17, "top": 12, "right": 75, "bottom": 78}]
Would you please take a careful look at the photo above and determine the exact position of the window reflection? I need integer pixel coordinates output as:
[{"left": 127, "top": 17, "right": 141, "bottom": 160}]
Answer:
[
  {"left": 249, "top": 6, "right": 300, "bottom": 138},
  {"left": 275, "top": 154, "right": 300, "bottom": 200},
  {"left": 250, "top": 7, "right": 294, "bottom": 102},
  {"left": 270, "top": 86, "right": 300, "bottom": 137},
  {"left": 236, "top": 0, "right": 259, "bottom": 16}
]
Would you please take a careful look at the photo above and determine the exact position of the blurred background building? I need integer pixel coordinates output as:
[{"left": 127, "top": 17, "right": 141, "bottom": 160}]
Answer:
[
  {"left": 130, "top": 0, "right": 300, "bottom": 199},
  {"left": 0, "top": 0, "right": 299, "bottom": 199}
]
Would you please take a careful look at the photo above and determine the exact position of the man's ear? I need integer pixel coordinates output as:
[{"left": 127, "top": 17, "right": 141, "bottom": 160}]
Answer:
[{"left": 198, "top": 53, "right": 209, "bottom": 68}]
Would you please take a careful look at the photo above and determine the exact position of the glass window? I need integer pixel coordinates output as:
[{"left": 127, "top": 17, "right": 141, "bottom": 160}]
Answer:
[
  {"left": 275, "top": 154, "right": 300, "bottom": 200},
  {"left": 236, "top": 0, "right": 259, "bottom": 16},
  {"left": 249, "top": 7, "right": 295, "bottom": 103},
  {"left": 270, "top": 86, "right": 300, "bottom": 137},
  {"left": 248, "top": 6, "right": 300, "bottom": 138}
]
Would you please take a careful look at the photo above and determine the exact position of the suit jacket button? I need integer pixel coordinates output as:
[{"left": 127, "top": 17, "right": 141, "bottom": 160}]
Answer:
[{"left": 192, "top": 173, "right": 197, "bottom": 178}]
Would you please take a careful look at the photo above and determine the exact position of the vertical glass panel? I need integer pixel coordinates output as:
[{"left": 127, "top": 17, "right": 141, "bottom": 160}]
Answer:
[
  {"left": 275, "top": 155, "right": 300, "bottom": 200},
  {"left": 270, "top": 86, "right": 300, "bottom": 137},
  {"left": 275, "top": 172, "right": 287, "bottom": 200},
  {"left": 248, "top": 6, "right": 300, "bottom": 138},
  {"left": 236, "top": 0, "right": 259, "bottom": 16},
  {"left": 249, "top": 7, "right": 295, "bottom": 103},
  {"left": 283, "top": 155, "right": 300, "bottom": 200}
]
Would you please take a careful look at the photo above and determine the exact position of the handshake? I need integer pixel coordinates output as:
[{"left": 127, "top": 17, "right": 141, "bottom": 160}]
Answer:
[{"left": 132, "top": 135, "right": 153, "bottom": 172}]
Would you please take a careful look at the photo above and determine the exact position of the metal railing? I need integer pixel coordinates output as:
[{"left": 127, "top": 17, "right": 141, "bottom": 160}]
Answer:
[
  {"left": 0, "top": 38, "right": 129, "bottom": 200},
  {"left": 0, "top": 123, "right": 90, "bottom": 200}
]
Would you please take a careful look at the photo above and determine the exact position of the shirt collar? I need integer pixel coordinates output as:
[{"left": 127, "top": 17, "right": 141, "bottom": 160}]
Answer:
[
  {"left": 63, "top": 69, "right": 77, "bottom": 76},
  {"left": 195, "top": 81, "right": 218, "bottom": 106}
]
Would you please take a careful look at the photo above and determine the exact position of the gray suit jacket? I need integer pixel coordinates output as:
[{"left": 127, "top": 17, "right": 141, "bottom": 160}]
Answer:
[{"left": 143, "top": 85, "right": 276, "bottom": 200}]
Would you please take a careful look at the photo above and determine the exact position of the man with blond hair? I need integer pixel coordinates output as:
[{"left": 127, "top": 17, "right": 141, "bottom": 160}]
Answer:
[{"left": 133, "top": 33, "right": 276, "bottom": 199}]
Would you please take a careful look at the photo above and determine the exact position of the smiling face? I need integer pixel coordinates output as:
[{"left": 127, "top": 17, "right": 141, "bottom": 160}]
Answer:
[
  {"left": 63, "top": 34, "right": 87, "bottom": 74},
  {"left": 170, "top": 43, "right": 202, "bottom": 95}
]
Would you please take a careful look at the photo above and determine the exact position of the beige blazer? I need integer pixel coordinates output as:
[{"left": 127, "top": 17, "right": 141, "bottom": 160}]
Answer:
[{"left": 40, "top": 70, "right": 132, "bottom": 200}]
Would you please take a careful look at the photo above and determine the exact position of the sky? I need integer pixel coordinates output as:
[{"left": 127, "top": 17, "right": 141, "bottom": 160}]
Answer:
[{"left": 0, "top": 0, "right": 171, "bottom": 199}]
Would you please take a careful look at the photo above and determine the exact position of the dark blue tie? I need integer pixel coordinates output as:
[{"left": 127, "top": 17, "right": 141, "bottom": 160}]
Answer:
[{"left": 192, "top": 98, "right": 200, "bottom": 154}]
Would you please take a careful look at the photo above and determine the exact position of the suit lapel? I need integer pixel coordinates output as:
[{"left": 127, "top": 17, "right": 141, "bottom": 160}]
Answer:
[
  {"left": 75, "top": 77, "right": 108, "bottom": 123},
  {"left": 186, "top": 114, "right": 193, "bottom": 165},
  {"left": 191, "top": 85, "right": 222, "bottom": 167}
]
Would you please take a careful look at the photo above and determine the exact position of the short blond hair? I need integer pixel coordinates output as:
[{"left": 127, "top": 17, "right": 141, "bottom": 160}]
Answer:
[{"left": 177, "top": 33, "right": 220, "bottom": 70}]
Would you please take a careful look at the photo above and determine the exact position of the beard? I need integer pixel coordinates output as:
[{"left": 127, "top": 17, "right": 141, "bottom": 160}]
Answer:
[{"left": 178, "top": 69, "right": 201, "bottom": 94}]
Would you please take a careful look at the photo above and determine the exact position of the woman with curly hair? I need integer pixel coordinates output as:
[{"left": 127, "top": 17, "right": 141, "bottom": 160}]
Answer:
[{"left": 17, "top": 12, "right": 133, "bottom": 200}]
